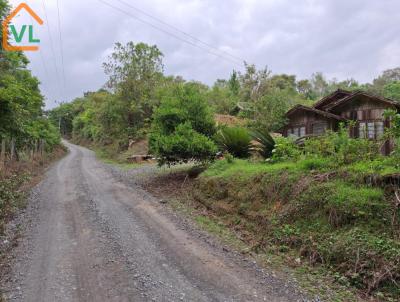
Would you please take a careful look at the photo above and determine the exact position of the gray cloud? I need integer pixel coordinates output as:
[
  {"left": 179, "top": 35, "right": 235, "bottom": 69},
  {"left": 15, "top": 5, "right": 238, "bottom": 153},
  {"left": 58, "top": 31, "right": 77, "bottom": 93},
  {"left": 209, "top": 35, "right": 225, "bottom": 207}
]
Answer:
[{"left": 8, "top": 0, "right": 400, "bottom": 108}]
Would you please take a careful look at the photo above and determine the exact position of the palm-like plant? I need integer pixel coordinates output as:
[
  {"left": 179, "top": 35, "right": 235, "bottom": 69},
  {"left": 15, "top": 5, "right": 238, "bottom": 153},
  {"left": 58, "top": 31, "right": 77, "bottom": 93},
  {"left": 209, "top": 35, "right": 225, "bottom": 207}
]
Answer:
[
  {"left": 214, "top": 126, "right": 252, "bottom": 158},
  {"left": 250, "top": 129, "right": 275, "bottom": 159}
]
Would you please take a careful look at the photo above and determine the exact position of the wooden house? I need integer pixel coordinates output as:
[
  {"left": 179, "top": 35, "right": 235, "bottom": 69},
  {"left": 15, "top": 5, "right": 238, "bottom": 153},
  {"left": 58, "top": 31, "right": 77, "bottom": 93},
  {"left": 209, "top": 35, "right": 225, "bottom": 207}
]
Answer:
[{"left": 281, "top": 89, "right": 400, "bottom": 154}]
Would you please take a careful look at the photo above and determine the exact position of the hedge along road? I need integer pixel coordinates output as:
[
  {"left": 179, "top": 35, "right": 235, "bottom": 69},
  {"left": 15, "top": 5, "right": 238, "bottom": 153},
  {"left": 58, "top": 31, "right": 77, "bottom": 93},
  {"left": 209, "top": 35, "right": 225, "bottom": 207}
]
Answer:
[{"left": 1, "top": 141, "right": 309, "bottom": 302}]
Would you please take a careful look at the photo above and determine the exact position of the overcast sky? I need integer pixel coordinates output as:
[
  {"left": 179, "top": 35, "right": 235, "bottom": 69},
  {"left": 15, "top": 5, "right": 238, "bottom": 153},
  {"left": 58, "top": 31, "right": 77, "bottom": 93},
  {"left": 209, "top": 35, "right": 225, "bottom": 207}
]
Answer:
[{"left": 7, "top": 0, "right": 400, "bottom": 109}]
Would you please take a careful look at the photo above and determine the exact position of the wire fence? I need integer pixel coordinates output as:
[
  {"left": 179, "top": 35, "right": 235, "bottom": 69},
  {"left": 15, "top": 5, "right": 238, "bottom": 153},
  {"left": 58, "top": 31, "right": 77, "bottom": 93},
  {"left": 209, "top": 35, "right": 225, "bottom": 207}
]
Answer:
[{"left": 0, "top": 138, "right": 47, "bottom": 171}]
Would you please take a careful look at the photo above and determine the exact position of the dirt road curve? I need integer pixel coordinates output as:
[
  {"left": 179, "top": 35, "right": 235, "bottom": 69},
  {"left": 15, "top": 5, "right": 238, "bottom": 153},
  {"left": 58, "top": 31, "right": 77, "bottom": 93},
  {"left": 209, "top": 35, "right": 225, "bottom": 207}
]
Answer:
[{"left": 2, "top": 142, "right": 309, "bottom": 302}]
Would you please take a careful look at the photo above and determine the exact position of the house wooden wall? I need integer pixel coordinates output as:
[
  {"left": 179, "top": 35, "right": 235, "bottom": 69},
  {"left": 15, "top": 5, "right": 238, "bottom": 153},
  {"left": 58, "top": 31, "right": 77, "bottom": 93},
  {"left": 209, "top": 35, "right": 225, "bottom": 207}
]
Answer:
[
  {"left": 283, "top": 110, "right": 337, "bottom": 136},
  {"left": 330, "top": 95, "right": 393, "bottom": 121},
  {"left": 330, "top": 95, "right": 396, "bottom": 154},
  {"left": 282, "top": 93, "right": 399, "bottom": 155}
]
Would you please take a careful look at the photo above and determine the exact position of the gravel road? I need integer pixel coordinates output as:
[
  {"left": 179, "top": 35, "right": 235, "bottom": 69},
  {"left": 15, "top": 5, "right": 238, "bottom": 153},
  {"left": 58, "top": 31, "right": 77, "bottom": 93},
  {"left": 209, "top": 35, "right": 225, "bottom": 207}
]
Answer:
[{"left": 1, "top": 141, "right": 311, "bottom": 302}]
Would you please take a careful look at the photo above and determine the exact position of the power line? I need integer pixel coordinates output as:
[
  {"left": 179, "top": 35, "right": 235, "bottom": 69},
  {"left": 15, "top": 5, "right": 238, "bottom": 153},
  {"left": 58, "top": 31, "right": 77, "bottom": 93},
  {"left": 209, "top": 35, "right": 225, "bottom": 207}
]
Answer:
[
  {"left": 28, "top": 13, "right": 55, "bottom": 103},
  {"left": 115, "top": 0, "right": 244, "bottom": 64},
  {"left": 56, "top": 0, "right": 66, "bottom": 92},
  {"left": 41, "top": 0, "right": 63, "bottom": 101},
  {"left": 97, "top": 0, "right": 242, "bottom": 67},
  {"left": 38, "top": 49, "right": 54, "bottom": 101}
]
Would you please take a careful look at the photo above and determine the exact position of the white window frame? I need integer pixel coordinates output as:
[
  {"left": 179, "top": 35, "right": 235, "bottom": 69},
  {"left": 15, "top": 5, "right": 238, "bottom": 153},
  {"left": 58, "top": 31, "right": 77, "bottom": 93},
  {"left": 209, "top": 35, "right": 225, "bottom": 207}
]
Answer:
[{"left": 358, "top": 120, "right": 385, "bottom": 140}]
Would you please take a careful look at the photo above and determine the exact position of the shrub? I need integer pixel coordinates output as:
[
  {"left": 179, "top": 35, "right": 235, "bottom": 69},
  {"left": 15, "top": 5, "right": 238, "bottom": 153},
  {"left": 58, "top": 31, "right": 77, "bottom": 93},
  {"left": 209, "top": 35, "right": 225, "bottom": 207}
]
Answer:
[
  {"left": 304, "top": 125, "right": 379, "bottom": 165},
  {"left": 150, "top": 83, "right": 217, "bottom": 165},
  {"left": 224, "top": 152, "right": 235, "bottom": 163},
  {"left": 384, "top": 110, "right": 400, "bottom": 168},
  {"left": 150, "top": 122, "right": 217, "bottom": 166},
  {"left": 389, "top": 139, "right": 400, "bottom": 169},
  {"left": 250, "top": 129, "right": 275, "bottom": 159},
  {"left": 334, "top": 138, "right": 378, "bottom": 164},
  {"left": 304, "top": 132, "right": 336, "bottom": 157},
  {"left": 25, "top": 119, "right": 61, "bottom": 151},
  {"left": 271, "top": 137, "right": 301, "bottom": 162},
  {"left": 213, "top": 126, "right": 252, "bottom": 158}
]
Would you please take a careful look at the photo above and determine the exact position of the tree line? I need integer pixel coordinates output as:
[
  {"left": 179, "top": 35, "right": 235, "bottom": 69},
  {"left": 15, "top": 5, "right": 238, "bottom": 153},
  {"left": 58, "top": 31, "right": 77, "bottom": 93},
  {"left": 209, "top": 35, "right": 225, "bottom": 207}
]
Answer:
[
  {"left": 49, "top": 40, "right": 400, "bottom": 163},
  {"left": 0, "top": 0, "right": 60, "bottom": 162}
]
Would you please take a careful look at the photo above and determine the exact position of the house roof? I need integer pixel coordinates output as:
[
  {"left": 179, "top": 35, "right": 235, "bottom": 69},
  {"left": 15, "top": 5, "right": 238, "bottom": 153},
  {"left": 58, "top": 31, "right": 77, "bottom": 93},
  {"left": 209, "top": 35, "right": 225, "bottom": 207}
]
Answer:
[
  {"left": 313, "top": 89, "right": 352, "bottom": 110},
  {"left": 325, "top": 91, "right": 400, "bottom": 112},
  {"left": 286, "top": 104, "right": 346, "bottom": 121}
]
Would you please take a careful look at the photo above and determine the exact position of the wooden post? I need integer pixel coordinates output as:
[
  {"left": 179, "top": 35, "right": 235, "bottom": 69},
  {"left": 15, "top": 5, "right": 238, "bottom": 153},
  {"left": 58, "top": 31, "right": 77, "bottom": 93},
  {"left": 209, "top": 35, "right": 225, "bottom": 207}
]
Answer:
[
  {"left": 10, "top": 138, "right": 15, "bottom": 162},
  {"left": 35, "top": 140, "right": 38, "bottom": 159},
  {"left": 40, "top": 139, "right": 44, "bottom": 156},
  {"left": 0, "top": 139, "right": 5, "bottom": 169}
]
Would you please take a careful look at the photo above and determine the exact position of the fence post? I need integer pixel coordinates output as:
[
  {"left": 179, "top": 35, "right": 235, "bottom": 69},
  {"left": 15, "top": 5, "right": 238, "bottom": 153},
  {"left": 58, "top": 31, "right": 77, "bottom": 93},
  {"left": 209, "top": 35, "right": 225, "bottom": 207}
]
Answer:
[
  {"left": 0, "top": 139, "right": 5, "bottom": 169},
  {"left": 10, "top": 138, "right": 15, "bottom": 162},
  {"left": 40, "top": 139, "right": 44, "bottom": 157}
]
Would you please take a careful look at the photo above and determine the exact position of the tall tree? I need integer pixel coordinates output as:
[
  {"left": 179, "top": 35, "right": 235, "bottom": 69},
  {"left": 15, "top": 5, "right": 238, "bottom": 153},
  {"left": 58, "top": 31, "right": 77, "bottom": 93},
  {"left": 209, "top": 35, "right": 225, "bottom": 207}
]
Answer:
[
  {"left": 239, "top": 63, "right": 271, "bottom": 104},
  {"left": 0, "top": 0, "right": 59, "bottom": 149},
  {"left": 228, "top": 70, "right": 240, "bottom": 96},
  {"left": 297, "top": 79, "right": 313, "bottom": 99},
  {"left": 383, "top": 81, "right": 400, "bottom": 101},
  {"left": 207, "top": 79, "right": 239, "bottom": 114},
  {"left": 370, "top": 67, "right": 400, "bottom": 95},
  {"left": 310, "top": 72, "right": 329, "bottom": 98},
  {"left": 103, "top": 42, "right": 164, "bottom": 136}
]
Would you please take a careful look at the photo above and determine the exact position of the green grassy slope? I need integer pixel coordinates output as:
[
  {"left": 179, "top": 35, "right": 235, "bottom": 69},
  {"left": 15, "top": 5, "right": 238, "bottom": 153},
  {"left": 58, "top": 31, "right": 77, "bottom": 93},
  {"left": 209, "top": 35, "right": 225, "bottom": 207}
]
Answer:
[{"left": 194, "top": 159, "right": 400, "bottom": 300}]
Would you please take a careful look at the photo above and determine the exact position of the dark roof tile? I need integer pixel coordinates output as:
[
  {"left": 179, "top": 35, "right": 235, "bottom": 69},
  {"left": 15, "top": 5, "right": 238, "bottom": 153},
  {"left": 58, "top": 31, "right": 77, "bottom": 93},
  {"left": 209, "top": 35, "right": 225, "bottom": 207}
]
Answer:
[
  {"left": 313, "top": 89, "right": 352, "bottom": 110},
  {"left": 286, "top": 104, "right": 346, "bottom": 121},
  {"left": 326, "top": 91, "right": 400, "bottom": 111}
]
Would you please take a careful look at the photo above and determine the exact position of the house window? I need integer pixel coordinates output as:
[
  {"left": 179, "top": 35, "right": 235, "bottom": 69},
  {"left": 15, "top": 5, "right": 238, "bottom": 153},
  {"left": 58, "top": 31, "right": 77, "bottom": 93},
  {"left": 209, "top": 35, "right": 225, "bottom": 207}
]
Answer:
[
  {"left": 312, "top": 122, "right": 327, "bottom": 135},
  {"left": 359, "top": 120, "right": 385, "bottom": 140},
  {"left": 288, "top": 126, "right": 306, "bottom": 138},
  {"left": 299, "top": 126, "right": 306, "bottom": 137},
  {"left": 359, "top": 122, "right": 366, "bottom": 139},
  {"left": 376, "top": 121, "right": 384, "bottom": 139},
  {"left": 367, "top": 122, "right": 375, "bottom": 139}
]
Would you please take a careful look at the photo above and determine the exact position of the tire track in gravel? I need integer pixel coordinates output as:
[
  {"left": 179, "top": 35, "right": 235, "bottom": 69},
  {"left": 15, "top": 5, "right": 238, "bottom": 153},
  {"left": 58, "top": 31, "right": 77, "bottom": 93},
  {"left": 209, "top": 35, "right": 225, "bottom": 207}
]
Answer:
[{"left": 1, "top": 141, "right": 311, "bottom": 302}]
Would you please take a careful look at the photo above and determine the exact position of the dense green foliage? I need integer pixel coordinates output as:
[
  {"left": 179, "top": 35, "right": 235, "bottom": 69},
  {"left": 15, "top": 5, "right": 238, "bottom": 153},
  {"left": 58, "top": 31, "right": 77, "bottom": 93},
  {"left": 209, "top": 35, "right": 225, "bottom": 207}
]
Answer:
[
  {"left": 2, "top": 0, "right": 400, "bottom": 297},
  {"left": 50, "top": 37, "right": 400, "bottom": 161},
  {"left": 268, "top": 124, "right": 380, "bottom": 166},
  {"left": 304, "top": 125, "right": 379, "bottom": 164},
  {"left": 271, "top": 137, "right": 302, "bottom": 162},
  {"left": 383, "top": 109, "right": 400, "bottom": 167},
  {"left": 150, "top": 122, "right": 217, "bottom": 166},
  {"left": 196, "top": 130, "right": 400, "bottom": 300},
  {"left": 149, "top": 83, "right": 217, "bottom": 165},
  {"left": 0, "top": 0, "right": 60, "bottom": 150},
  {"left": 103, "top": 42, "right": 164, "bottom": 134},
  {"left": 383, "top": 81, "right": 400, "bottom": 101}
]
